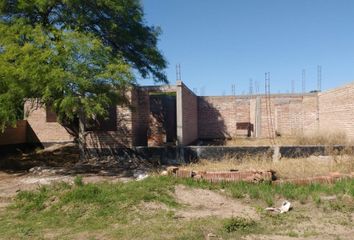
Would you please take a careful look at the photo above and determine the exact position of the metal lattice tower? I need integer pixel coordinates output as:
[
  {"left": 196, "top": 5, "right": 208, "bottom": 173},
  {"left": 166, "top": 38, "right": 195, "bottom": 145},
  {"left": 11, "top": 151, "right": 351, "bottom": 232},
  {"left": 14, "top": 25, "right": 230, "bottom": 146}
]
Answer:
[
  {"left": 176, "top": 64, "right": 181, "bottom": 81},
  {"left": 317, "top": 65, "right": 322, "bottom": 92},
  {"left": 249, "top": 78, "right": 253, "bottom": 95},
  {"left": 231, "top": 84, "right": 236, "bottom": 96}
]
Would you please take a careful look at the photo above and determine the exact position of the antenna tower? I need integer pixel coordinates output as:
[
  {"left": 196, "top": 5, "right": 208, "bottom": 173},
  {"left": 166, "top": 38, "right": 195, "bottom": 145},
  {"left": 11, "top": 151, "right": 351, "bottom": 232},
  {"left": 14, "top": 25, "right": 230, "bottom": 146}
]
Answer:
[
  {"left": 176, "top": 64, "right": 182, "bottom": 81},
  {"left": 249, "top": 78, "right": 253, "bottom": 95},
  {"left": 317, "top": 65, "right": 322, "bottom": 92},
  {"left": 231, "top": 84, "right": 236, "bottom": 96}
]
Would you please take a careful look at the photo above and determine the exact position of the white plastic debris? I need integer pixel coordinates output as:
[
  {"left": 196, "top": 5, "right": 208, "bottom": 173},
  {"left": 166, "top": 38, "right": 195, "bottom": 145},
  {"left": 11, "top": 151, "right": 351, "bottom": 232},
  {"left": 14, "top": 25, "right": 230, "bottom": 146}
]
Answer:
[
  {"left": 135, "top": 173, "right": 149, "bottom": 181},
  {"left": 279, "top": 200, "right": 291, "bottom": 213},
  {"left": 265, "top": 200, "right": 292, "bottom": 214},
  {"left": 160, "top": 170, "right": 168, "bottom": 176}
]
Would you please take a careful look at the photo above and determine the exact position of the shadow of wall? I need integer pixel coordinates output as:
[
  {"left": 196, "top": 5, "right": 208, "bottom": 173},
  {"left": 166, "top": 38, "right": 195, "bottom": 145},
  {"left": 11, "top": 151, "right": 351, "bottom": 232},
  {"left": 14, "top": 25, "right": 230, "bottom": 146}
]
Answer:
[{"left": 197, "top": 97, "right": 230, "bottom": 144}]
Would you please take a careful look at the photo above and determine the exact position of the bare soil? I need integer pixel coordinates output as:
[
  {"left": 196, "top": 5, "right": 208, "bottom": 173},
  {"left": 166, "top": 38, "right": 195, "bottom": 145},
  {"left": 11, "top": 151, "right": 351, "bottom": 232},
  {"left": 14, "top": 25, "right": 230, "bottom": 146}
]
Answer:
[{"left": 174, "top": 185, "right": 259, "bottom": 220}]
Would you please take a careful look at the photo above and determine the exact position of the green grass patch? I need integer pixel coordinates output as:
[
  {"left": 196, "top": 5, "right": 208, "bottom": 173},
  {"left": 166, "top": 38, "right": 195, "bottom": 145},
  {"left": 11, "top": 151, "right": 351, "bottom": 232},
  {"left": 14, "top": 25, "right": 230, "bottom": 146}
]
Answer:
[
  {"left": 0, "top": 176, "right": 353, "bottom": 239},
  {"left": 223, "top": 217, "right": 258, "bottom": 233}
]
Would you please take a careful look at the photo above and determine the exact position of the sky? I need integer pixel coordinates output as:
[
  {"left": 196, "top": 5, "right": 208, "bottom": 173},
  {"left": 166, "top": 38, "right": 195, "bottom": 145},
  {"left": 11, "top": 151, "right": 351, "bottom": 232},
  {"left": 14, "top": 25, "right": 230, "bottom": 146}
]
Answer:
[{"left": 140, "top": 0, "right": 354, "bottom": 96}]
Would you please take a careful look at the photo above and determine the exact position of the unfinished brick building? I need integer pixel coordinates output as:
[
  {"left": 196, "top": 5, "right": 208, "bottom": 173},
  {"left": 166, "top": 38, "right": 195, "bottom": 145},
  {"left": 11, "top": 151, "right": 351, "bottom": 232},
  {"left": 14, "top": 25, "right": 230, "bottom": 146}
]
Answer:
[{"left": 1, "top": 81, "right": 354, "bottom": 149}]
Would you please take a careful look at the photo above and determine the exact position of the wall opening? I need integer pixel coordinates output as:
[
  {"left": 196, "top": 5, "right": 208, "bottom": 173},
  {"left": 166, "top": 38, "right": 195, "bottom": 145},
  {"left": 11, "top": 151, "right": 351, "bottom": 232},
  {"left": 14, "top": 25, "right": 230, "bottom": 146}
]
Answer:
[{"left": 148, "top": 92, "right": 177, "bottom": 146}]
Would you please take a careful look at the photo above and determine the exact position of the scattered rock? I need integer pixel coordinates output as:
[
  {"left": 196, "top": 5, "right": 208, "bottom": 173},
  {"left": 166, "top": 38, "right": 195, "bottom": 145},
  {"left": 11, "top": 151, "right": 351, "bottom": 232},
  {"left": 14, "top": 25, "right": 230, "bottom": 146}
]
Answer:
[
  {"left": 166, "top": 166, "right": 179, "bottom": 175},
  {"left": 206, "top": 233, "right": 222, "bottom": 240},
  {"left": 320, "top": 195, "right": 337, "bottom": 201}
]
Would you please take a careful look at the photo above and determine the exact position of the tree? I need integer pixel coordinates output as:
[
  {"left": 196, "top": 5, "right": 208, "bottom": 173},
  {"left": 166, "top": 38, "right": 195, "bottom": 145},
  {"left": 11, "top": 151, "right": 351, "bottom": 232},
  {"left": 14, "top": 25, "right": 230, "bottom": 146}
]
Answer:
[
  {"left": 0, "top": 0, "right": 167, "bottom": 131},
  {"left": 0, "top": 0, "right": 167, "bottom": 82}
]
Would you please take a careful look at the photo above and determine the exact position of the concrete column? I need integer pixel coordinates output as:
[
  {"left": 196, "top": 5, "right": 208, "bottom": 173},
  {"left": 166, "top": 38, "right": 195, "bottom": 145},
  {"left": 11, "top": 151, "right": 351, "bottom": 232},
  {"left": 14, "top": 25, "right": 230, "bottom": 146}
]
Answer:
[
  {"left": 255, "top": 96, "right": 262, "bottom": 138},
  {"left": 176, "top": 81, "right": 183, "bottom": 146},
  {"left": 249, "top": 98, "right": 256, "bottom": 137}
]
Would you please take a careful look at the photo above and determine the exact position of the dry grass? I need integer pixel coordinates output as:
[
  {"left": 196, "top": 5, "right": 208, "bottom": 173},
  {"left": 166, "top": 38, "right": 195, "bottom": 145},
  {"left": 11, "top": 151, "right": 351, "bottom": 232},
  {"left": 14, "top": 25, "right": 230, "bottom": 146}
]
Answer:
[
  {"left": 225, "top": 132, "right": 352, "bottom": 146},
  {"left": 292, "top": 131, "right": 351, "bottom": 146},
  {"left": 181, "top": 154, "right": 354, "bottom": 179}
]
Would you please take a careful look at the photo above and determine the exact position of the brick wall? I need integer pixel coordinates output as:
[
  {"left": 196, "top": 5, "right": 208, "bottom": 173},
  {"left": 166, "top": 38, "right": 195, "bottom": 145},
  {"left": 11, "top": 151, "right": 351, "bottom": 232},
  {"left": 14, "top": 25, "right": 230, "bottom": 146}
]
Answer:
[
  {"left": 198, "top": 96, "right": 237, "bottom": 139},
  {"left": 0, "top": 120, "right": 27, "bottom": 145},
  {"left": 302, "top": 95, "right": 318, "bottom": 135},
  {"left": 25, "top": 101, "right": 74, "bottom": 144},
  {"left": 178, "top": 81, "right": 198, "bottom": 145},
  {"left": 20, "top": 82, "right": 354, "bottom": 148},
  {"left": 131, "top": 88, "right": 150, "bottom": 146},
  {"left": 82, "top": 107, "right": 133, "bottom": 148},
  {"left": 82, "top": 91, "right": 135, "bottom": 148},
  {"left": 197, "top": 94, "right": 318, "bottom": 140},
  {"left": 83, "top": 86, "right": 179, "bottom": 148},
  {"left": 319, "top": 82, "right": 354, "bottom": 139}
]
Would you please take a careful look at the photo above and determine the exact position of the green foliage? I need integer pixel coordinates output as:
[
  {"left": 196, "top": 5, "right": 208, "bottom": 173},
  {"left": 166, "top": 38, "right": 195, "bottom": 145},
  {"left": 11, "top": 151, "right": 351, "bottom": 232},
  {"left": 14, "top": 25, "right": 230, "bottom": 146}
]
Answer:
[
  {"left": 0, "top": 0, "right": 166, "bottom": 131},
  {"left": 223, "top": 217, "right": 257, "bottom": 233},
  {"left": 73, "top": 175, "right": 84, "bottom": 187},
  {"left": 15, "top": 186, "right": 50, "bottom": 214},
  {"left": 0, "top": 0, "right": 167, "bottom": 82}
]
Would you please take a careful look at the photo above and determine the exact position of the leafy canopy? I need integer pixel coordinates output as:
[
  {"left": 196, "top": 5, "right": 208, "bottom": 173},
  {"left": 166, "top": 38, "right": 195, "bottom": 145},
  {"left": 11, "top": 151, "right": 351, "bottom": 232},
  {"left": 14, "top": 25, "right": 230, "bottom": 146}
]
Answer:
[{"left": 0, "top": 0, "right": 167, "bottom": 131}]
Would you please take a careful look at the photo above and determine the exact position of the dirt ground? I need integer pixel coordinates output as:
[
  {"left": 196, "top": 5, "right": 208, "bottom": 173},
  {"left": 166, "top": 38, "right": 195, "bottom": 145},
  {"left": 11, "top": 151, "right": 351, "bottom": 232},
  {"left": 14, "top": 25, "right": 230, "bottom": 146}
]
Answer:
[
  {"left": 172, "top": 185, "right": 354, "bottom": 240},
  {"left": 174, "top": 185, "right": 259, "bottom": 220},
  {"left": 0, "top": 170, "right": 353, "bottom": 239},
  {"left": 0, "top": 171, "right": 132, "bottom": 210}
]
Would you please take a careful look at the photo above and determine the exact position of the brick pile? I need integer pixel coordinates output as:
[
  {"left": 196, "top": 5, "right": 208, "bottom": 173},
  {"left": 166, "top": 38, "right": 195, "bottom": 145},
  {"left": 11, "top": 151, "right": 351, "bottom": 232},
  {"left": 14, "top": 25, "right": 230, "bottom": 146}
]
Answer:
[
  {"left": 168, "top": 167, "right": 274, "bottom": 183},
  {"left": 169, "top": 167, "right": 354, "bottom": 185}
]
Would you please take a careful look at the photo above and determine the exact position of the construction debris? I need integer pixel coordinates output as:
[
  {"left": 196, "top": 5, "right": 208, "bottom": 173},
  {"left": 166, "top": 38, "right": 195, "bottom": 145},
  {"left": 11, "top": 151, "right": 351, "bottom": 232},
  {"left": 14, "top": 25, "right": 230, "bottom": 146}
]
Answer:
[
  {"left": 265, "top": 200, "right": 292, "bottom": 214},
  {"left": 169, "top": 168, "right": 275, "bottom": 183}
]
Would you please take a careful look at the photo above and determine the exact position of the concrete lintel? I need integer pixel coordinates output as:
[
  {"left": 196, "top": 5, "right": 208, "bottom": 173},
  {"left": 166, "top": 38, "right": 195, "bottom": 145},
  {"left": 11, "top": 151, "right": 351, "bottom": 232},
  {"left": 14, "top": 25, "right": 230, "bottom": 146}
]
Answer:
[{"left": 137, "top": 85, "right": 177, "bottom": 93}]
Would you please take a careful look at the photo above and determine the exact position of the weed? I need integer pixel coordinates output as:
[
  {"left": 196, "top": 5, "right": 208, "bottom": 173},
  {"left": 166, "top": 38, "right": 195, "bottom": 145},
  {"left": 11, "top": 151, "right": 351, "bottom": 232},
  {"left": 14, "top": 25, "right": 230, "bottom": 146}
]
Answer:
[
  {"left": 74, "top": 175, "right": 84, "bottom": 187},
  {"left": 223, "top": 217, "right": 257, "bottom": 233},
  {"left": 287, "top": 231, "right": 299, "bottom": 237}
]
